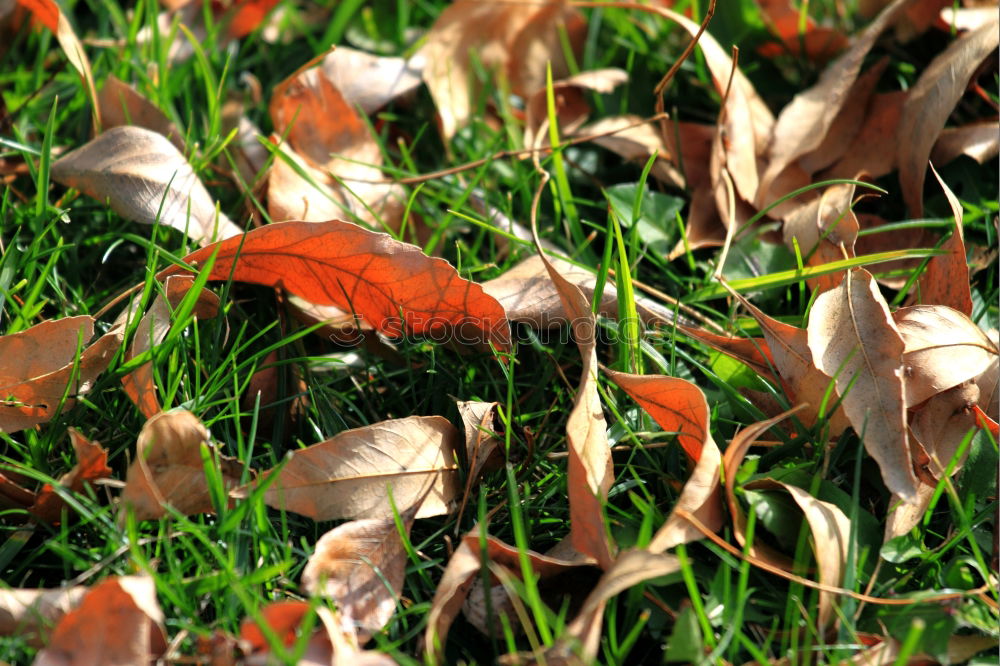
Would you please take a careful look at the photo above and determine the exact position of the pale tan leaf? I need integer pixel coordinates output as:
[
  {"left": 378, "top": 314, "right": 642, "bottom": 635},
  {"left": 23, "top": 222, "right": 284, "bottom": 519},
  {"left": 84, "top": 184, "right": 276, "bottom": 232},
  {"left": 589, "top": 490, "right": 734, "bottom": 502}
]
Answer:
[
  {"left": 884, "top": 483, "right": 934, "bottom": 542},
  {"left": 910, "top": 380, "right": 980, "bottom": 477},
  {"left": 931, "top": 121, "right": 1000, "bottom": 166},
  {"left": 534, "top": 250, "right": 614, "bottom": 568},
  {"left": 576, "top": 115, "right": 686, "bottom": 189},
  {"left": 51, "top": 126, "right": 243, "bottom": 245},
  {"left": 730, "top": 291, "right": 852, "bottom": 434},
  {"left": 0, "top": 587, "right": 86, "bottom": 647},
  {"left": 0, "top": 316, "right": 121, "bottom": 434},
  {"left": 781, "top": 183, "right": 858, "bottom": 293},
  {"left": 744, "top": 480, "right": 851, "bottom": 627},
  {"left": 894, "top": 305, "right": 997, "bottom": 407},
  {"left": 97, "top": 75, "right": 183, "bottom": 150},
  {"left": 32, "top": 576, "right": 166, "bottom": 666},
  {"left": 121, "top": 410, "right": 243, "bottom": 521},
  {"left": 319, "top": 46, "right": 423, "bottom": 115},
  {"left": 482, "top": 254, "right": 674, "bottom": 328},
  {"left": 524, "top": 69, "right": 628, "bottom": 148},
  {"left": 301, "top": 506, "right": 419, "bottom": 641},
  {"left": 506, "top": 1, "right": 585, "bottom": 97},
  {"left": 897, "top": 17, "right": 1000, "bottom": 216},
  {"left": 914, "top": 166, "right": 973, "bottom": 315},
  {"left": 806, "top": 268, "right": 917, "bottom": 499},
  {"left": 758, "top": 0, "right": 917, "bottom": 207},
  {"left": 251, "top": 416, "right": 459, "bottom": 521},
  {"left": 455, "top": 400, "right": 503, "bottom": 520}
]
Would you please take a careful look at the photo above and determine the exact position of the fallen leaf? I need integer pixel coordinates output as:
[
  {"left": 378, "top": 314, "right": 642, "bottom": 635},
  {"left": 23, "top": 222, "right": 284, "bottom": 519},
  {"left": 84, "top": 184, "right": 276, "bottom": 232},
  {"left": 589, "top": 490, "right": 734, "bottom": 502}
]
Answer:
[
  {"left": 939, "top": 5, "right": 1000, "bottom": 32},
  {"left": 97, "top": 75, "right": 183, "bottom": 151},
  {"left": 51, "top": 126, "right": 244, "bottom": 245},
  {"left": 756, "top": 0, "right": 849, "bottom": 61},
  {"left": 931, "top": 121, "right": 1000, "bottom": 166},
  {"left": 524, "top": 69, "right": 628, "bottom": 149},
  {"left": 678, "top": 325, "right": 779, "bottom": 385},
  {"left": 820, "top": 91, "right": 907, "bottom": 182},
  {"left": 910, "top": 380, "right": 980, "bottom": 477},
  {"left": 240, "top": 602, "right": 365, "bottom": 666},
  {"left": 662, "top": 6, "right": 774, "bottom": 205},
  {"left": 29, "top": 429, "right": 112, "bottom": 524},
  {"left": 0, "top": 316, "right": 121, "bottom": 434},
  {"left": 884, "top": 483, "right": 935, "bottom": 542},
  {"left": 454, "top": 400, "right": 503, "bottom": 526},
  {"left": 759, "top": 0, "right": 917, "bottom": 207},
  {"left": 605, "top": 369, "right": 724, "bottom": 551},
  {"left": 33, "top": 576, "right": 166, "bottom": 666},
  {"left": 534, "top": 245, "right": 614, "bottom": 568},
  {"left": 251, "top": 415, "right": 459, "bottom": 521},
  {"left": 424, "top": 531, "right": 592, "bottom": 662},
  {"left": 729, "top": 290, "right": 852, "bottom": 434},
  {"left": 854, "top": 212, "right": 932, "bottom": 289},
  {"left": 743, "top": 479, "right": 851, "bottom": 627},
  {"left": 576, "top": 115, "right": 686, "bottom": 189},
  {"left": 897, "top": 16, "right": 1000, "bottom": 217},
  {"left": 120, "top": 275, "right": 221, "bottom": 418},
  {"left": 220, "top": 0, "right": 282, "bottom": 39},
  {"left": 419, "top": 0, "right": 583, "bottom": 140},
  {"left": 0, "top": 470, "right": 36, "bottom": 512},
  {"left": 170, "top": 220, "right": 511, "bottom": 351},
  {"left": 894, "top": 305, "right": 997, "bottom": 407},
  {"left": 121, "top": 409, "right": 244, "bottom": 520},
  {"left": 807, "top": 268, "right": 917, "bottom": 499},
  {"left": 781, "top": 182, "right": 858, "bottom": 293},
  {"left": 301, "top": 502, "right": 420, "bottom": 642},
  {"left": 914, "top": 166, "right": 973, "bottom": 315},
  {"left": 16, "top": 0, "right": 99, "bottom": 131},
  {"left": 0, "top": 586, "right": 86, "bottom": 647},
  {"left": 318, "top": 46, "right": 423, "bottom": 115},
  {"left": 482, "top": 253, "right": 673, "bottom": 329}
]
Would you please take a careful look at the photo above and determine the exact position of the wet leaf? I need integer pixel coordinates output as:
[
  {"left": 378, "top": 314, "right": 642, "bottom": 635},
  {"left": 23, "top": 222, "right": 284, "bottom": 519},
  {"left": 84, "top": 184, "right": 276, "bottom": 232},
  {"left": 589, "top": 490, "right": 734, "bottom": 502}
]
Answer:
[
  {"left": 250, "top": 416, "right": 459, "bottom": 521},
  {"left": 897, "top": 17, "right": 1000, "bottom": 216},
  {"left": 121, "top": 410, "right": 244, "bottom": 521},
  {"left": 172, "top": 220, "right": 511, "bottom": 352},
  {"left": 51, "top": 126, "right": 243, "bottom": 245},
  {"left": 0, "top": 316, "right": 121, "bottom": 434},
  {"left": 33, "top": 576, "right": 166, "bottom": 666},
  {"left": 807, "top": 268, "right": 917, "bottom": 499}
]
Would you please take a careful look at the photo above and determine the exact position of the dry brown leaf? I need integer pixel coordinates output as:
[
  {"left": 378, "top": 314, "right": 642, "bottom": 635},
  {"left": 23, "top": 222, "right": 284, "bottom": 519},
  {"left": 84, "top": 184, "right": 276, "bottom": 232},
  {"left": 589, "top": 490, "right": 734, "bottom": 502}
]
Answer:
[
  {"left": 807, "top": 268, "right": 917, "bottom": 499},
  {"left": 730, "top": 290, "right": 852, "bottom": 434},
  {"left": 33, "top": 576, "right": 166, "bottom": 666},
  {"left": 940, "top": 5, "right": 1000, "bottom": 31},
  {"left": 0, "top": 316, "right": 121, "bottom": 434},
  {"left": 931, "top": 121, "right": 1000, "bottom": 166},
  {"left": 821, "top": 91, "right": 908, "bottom": 182},
  {"left": 423, "top": 531, "right": 592, "bottom": 663},
  {"left": 250, "top": 416, "right": 459, "bottom": 521},
  {"left": 121, "top": 409, "right": 243, "bottom": 521},
  {"left": 0, "top": 586, "right": 86, "bottom": 647},
  {"left": 534, "top": 249, "right": 614, "bottom": 568},
  {"left": 16, "top": 0, "right": 99, "bottom": 131},
  {"left": 781, "top": 183, "right": 858, "bottom": 293},
  {"left": 744, "top": 479, "right": 851, "bottom": 627},
  {"left": 662, "top": 7, "right": 774, "bottom": 205},
  {"left": 605, "top": 369, "right": 724, "bottom": 552},
  {"left": 419, "top": 0, "right": 582, "bottom": 140},
  {"left": 855, "top": 213, "right": 932, "bottom": 289},
  {"left": 120, "top": 275, "right": 221, "bottom": 418},
  {"left": 576, "top": 115, "right": 687, "bottom": 189},
  {"left": 897, "top": 16, "right": 1000, "bottom": 217},
  {"left": 482, "top": 253, "right": 673, "bottom": 329},
  {"left": 524, "top": 69, "right": 628, "bottom": 149},
  {"left": 884, "top": 482, "right": 935, "bottom": 542},
  {"left": 679, "top": 325, "right": 779, "bottom": 384},
  {"left": 895, "top": 305, "right": 997, "bottom": 407},
  {"left": 914, "top": 166, "right": 973, "bottom": 315},
  {"left": 759, "top": 0, "right": 917, "bottom": 207},
  {"left": 171, "top": 220, "right": 511, "bottom": 352},
  {"left": 240, "top": 602, "right": 378, "bottom": 666},
  {"left": 52, "top": 126, "right": 243, "bottom": 245},
  {"left": 455, "top": 400, "right": 503, "bottom": 526},
  {"left": 797, "top": 58, "right": 888, "bottom": 175},
  {"left": 318, "top": 46, "right": 423, "bottom": 115},
  {"left": 506, "top": 1, "right": 585, "bottom": 97},
  {"left": 910, "top": 379, "right": 980, "bottom": 477},
  {"left": 756, "top": 0, "right": 849, "bottom": 61},
  {"left": 29, "top": 429, "right": 112, "bottom": 524},
  {"left": 97, "top": 75, "right": 183, "bottom": 151},
  {"left": 301, "top": 503, "right": 420, "bottom": 642}
]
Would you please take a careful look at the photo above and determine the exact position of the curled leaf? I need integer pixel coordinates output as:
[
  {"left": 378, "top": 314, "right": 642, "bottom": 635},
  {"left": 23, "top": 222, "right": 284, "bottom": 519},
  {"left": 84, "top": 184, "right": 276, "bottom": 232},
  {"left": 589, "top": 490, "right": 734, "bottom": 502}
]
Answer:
[{"left": 29, "top": 429, "right": 112, "bottom": 524}]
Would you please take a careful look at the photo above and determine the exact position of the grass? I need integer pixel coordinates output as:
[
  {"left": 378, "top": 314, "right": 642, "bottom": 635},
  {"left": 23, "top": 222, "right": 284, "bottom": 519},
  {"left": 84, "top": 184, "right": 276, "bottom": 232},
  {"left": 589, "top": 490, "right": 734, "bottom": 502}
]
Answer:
[{"left": 1, "top": 0, "right": 998, "bottom": 664}]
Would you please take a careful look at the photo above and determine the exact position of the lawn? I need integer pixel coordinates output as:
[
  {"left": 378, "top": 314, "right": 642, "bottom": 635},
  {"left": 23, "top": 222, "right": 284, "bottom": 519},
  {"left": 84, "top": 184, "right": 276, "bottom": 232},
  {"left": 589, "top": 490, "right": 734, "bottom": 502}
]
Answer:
[{"left": 0, "top": 0, "right": 997, "bottom": 664}]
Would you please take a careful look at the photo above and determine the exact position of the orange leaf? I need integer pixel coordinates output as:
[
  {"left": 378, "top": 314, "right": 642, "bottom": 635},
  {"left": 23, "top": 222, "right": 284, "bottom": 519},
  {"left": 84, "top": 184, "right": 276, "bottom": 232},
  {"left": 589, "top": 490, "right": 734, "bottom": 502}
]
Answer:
[
  {"left": 913, "top": 166, "right": 973, "bottom": 315},
  {"left": 29, "top": 429, "right": 112, "bottom": 524},
  {"left": 173, "top": 220, "right": 511, "bottom": 352}
]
